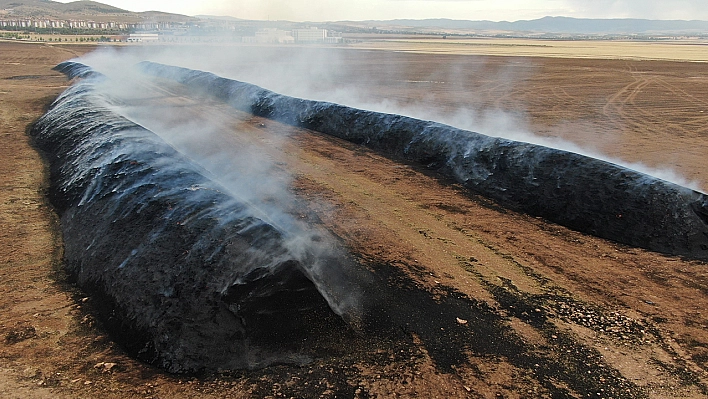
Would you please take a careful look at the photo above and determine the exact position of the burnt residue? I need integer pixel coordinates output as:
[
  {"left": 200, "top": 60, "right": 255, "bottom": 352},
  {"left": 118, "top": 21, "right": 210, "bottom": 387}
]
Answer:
[
  {"left": 31, "top": 68, "right": 368, "bottom": 373},
  {"left": 32, "top": 60, "right": 693, "bottom": 396},
  {"left": 136, "top": 60, "right": 708, "bottom": 261},
  {"left": 360, "top": 262, "right": 643, "bottom": 399}
]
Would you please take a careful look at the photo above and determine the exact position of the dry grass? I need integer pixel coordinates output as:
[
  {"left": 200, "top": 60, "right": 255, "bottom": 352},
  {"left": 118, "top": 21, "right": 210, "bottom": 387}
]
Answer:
[{"left": 349, "top": 37, "right": 708, "bottom": 62}]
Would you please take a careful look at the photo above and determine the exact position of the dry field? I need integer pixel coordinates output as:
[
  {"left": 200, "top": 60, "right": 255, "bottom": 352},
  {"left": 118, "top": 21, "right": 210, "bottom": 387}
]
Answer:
[
  {"left": 2, "top": 39, "right": 708, "bottom": 398},
  {"left": 349, "top": 37, "right": 708, "bottom": 62}
]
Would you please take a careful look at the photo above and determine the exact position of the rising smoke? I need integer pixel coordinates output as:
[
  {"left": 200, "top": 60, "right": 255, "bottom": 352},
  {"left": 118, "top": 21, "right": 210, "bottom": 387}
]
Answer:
[
  {"left": 77, "top": 44, "right": 703, "bottom": 192},
  {"left": 132, "top": 59, "right": 708, "bottom": 259},
  {"left": 35, "top": 55, "right": 374, "bottom": 373},
  {"left": 75, "top": 47, "right": 368, "bottom": 321}
]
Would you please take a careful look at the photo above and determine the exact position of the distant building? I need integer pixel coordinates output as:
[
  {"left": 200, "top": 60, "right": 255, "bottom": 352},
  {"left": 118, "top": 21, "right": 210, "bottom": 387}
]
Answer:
[
  {"left": 243, "top": 28, "right": 294, "bottom": 44},
  {"left": 292, "top": 27, "right": 327, "bottom": 43},
  {"left": 0, "top": 16, "right": 178, "bottom": 32},
  {"left": 324, "top": 35, "right": 343, "bottom": 44},
  {"left": 127, "top": 33, "right": 159, "bottom": 43}
]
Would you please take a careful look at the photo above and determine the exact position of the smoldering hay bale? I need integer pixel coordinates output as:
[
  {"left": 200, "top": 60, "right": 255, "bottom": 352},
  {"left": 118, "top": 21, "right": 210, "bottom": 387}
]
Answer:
[
  {"left": 136, "top": 60, "right": 708, "bottom": 261},
  {"left": 32, "top": 63, "right": 368, "bottom": 373}
]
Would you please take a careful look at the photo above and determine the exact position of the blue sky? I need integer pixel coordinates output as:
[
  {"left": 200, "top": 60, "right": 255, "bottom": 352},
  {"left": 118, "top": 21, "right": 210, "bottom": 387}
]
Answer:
[{"left": 56, "top": 0, "right": 708, "bottom": 22}]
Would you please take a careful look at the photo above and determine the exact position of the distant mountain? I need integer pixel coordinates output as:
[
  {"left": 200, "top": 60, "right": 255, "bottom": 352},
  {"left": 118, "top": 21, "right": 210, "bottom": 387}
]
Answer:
[
  {"left": 1, "top": 0, "right": 128, "bottom": 16},
  {"left": 194, "top": 15, "right": 244, "bottom": 22},
  {"left": 4, "top": 1, "right": 708, "bottom": 35},
  {"left": 52, "top": 0, "right": 129, "bottom": 14},
  {"left": 0, "top": 0, "right": 196, "bottom": 23},
  {"left": 359, "top": 16, "right": 708, "bottom": 35}
]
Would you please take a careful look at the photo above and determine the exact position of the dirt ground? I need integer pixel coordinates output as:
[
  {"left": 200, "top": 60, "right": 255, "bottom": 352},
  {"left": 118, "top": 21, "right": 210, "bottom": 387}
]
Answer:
[{"left": 2, "top": 40, "right": 708, "bottom": 398}]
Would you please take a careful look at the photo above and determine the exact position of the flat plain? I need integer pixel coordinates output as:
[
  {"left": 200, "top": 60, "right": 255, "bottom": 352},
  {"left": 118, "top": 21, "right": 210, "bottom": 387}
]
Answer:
[
  {"left": 350, "top": 36, "right": 708, "bottom": 62},
  {"left": 2, "top": 38, "right": 708, "bottom": 398}
]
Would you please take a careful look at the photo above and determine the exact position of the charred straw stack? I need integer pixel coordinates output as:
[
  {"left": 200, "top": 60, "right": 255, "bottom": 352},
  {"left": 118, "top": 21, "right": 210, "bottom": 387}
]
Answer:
[
  {"left": 32, "top": 62, "right": 366, "bottom": 373},
  {"left": 137, "top": 61, "right": 708, "bottom": 261},
  {"left": 33, "top": 60, "right": 708, "bottom": 370}
]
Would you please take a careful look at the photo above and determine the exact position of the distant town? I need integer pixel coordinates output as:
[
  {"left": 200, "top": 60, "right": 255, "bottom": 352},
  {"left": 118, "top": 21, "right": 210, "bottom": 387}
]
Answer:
[
  {"left": 1, "top": 17, "right": 140, "bottom": 31},
  {"left": 0, "top": 15, "right": 347, "bottom": 43},
  {"left": 3, "top": 10, "right": 708, "bottom": 43}
]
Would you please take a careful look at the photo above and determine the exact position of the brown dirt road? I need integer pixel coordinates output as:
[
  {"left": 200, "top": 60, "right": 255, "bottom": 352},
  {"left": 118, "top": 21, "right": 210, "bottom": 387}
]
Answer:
[{"left": 2, "top": 40, "right": 708, "bottom": 398}]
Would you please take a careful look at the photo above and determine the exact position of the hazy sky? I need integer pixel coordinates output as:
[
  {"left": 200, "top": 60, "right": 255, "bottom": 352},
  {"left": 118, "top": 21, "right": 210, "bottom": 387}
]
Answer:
[{"left": 56, "top": 0, "right": 708, "bottom": 22}]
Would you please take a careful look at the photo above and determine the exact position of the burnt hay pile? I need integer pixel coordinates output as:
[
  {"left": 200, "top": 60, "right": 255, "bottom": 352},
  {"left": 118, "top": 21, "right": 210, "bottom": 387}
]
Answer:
[
  {"left": 32, "top": 62, "right": 368, "bottom": 373},
  {"left": 32, "top": 60, "right": 708, "bottom": 374},
  {"left": 139, "top": 60, "right": 708, "bottom": 261}
]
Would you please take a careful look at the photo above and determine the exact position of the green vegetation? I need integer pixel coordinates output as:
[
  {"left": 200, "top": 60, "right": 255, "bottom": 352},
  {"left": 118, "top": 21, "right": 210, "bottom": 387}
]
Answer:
[
  {"left": 1, "top": 31, "right": 119, "bottom": 42},
  {"left": 0, "top": 25, "right": 131, "bottom": 35},
  {"left": 1, "top": 32, "right": 30, "bottom": 40}
]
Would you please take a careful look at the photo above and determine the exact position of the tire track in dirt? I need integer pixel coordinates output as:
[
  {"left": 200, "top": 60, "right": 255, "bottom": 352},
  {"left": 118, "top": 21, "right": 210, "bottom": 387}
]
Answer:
[
  {"left": 650, "top": 77, "right": 708, "bottom": 136},
  {"left": 602, "top": 74, "right": 654, "bottom": 128}
]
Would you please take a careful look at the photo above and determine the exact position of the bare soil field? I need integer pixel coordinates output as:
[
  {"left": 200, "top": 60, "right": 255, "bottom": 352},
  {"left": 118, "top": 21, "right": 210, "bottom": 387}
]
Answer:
[{"left": 2, "top": 40, "right": 708, "bottom": 398}]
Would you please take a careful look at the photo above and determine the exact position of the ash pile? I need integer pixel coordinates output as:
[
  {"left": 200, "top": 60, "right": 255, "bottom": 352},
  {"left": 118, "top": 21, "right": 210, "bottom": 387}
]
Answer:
[
  {"left": 32, "top": 62, "right": 369, "bottom": 373},
  {"left": 32, "top": 60, "right": 708, "bottom": 373}
]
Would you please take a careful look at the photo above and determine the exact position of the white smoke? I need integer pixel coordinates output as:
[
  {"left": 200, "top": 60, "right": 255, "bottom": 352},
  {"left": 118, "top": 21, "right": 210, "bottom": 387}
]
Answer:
[
  {"left": 71, "top": 48, "right": 369, "bottom": 324},
  {"left": 75, "top": 43, "right": 704, "bottom": 193},
  {"left": 64, "top": 42, "right": 707, "bottom": 332}
]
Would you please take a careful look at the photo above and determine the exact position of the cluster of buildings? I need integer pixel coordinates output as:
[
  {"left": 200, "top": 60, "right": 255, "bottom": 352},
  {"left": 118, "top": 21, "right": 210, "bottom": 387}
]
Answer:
[
  {"left": 126, "top": 33, "right": 159, "bottom": 42},
  {"left": 243, "top": 27, "right": 342, "bottom": 44},
  {"left": 132, "top": 28, "right": 343, "bottom": 44},
  {"left": 124, "top": 28, "right": 343, "bottom": 44},
  {"left": 0, "top": 18, "right": 181, "bottom": 31},
  {"left": 1, "top": 14, "right": 345, "bottom": 45}
]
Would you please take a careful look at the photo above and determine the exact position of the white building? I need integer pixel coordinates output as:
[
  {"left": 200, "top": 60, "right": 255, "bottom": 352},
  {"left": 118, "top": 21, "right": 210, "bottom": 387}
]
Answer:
[
  {"left": 244, "top": 28, "right": 294, "bottom": 44},
  {"left": 324, "top": 36, "right": 343, "bottom": 44},
  {"left": 127, "top": 33, "right": 159, "bottom": 43},
  {"left": 291, "top": 27, "right": 327, "bottom": 43}
]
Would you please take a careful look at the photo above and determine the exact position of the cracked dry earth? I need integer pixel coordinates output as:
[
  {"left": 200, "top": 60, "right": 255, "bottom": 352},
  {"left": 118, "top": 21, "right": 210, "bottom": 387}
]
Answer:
[{"left": 2, "top": 41, "right": 708, "bottom": 398}]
